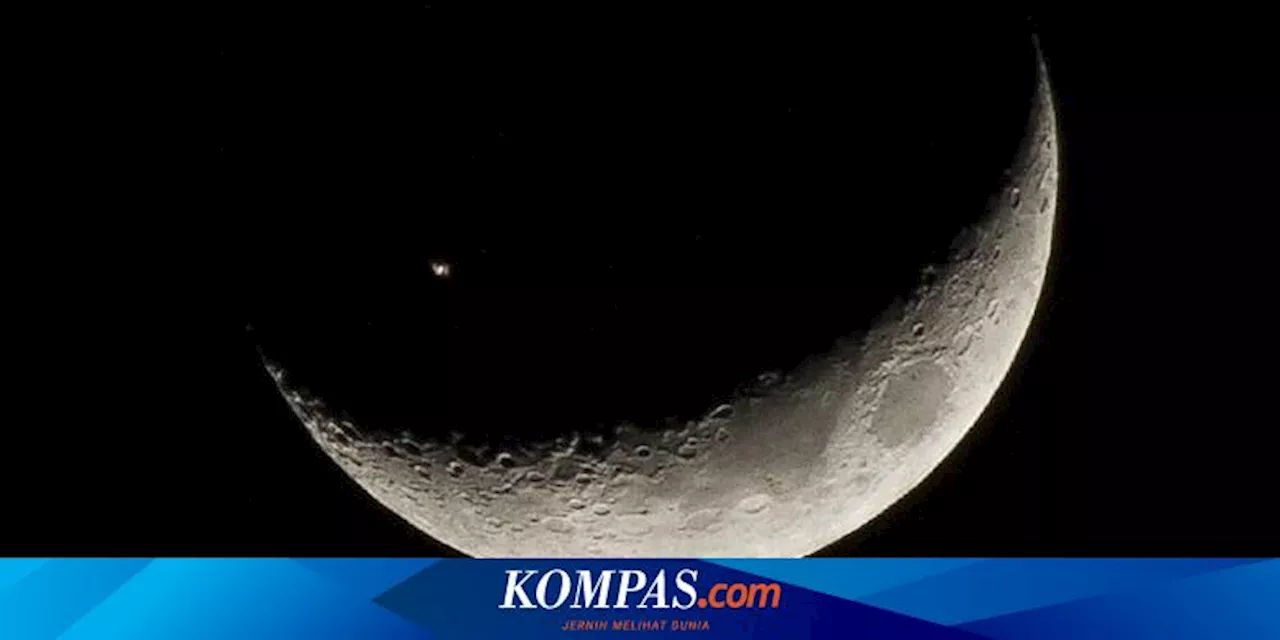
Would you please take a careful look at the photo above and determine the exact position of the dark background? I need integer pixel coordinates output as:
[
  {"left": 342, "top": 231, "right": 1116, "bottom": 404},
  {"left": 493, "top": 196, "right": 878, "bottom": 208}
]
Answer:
[{"left": 4, "top": 8, "right": 1274, "bottom": 556}]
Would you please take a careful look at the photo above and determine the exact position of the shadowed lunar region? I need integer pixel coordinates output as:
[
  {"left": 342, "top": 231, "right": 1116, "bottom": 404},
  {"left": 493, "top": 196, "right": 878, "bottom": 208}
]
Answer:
[{"left": 253, "top": 34, "right": 1059, "bottom": 556}]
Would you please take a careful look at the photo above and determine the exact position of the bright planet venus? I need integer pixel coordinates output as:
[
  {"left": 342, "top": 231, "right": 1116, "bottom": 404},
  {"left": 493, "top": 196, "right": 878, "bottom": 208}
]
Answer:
[{"left": 255, "top": 31, "right": 1060, "bottom": 557}]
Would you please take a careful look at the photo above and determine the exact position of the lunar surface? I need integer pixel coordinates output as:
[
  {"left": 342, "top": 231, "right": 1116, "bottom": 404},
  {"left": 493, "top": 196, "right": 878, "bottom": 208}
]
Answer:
[{"left": 262, "top": 45, "right": 1059, "bottom": 557}]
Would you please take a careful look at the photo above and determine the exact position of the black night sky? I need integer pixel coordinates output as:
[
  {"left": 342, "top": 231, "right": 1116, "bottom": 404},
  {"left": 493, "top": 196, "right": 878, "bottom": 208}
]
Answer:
[{"left": 4, "top": 8, "right": 1274, "bottom": 557}]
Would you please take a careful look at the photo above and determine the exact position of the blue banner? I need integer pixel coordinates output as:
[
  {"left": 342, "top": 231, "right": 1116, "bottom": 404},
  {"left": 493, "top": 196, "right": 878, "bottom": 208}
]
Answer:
[{"left": 0, "top": 559, "right": 1276, "bottom": 639}]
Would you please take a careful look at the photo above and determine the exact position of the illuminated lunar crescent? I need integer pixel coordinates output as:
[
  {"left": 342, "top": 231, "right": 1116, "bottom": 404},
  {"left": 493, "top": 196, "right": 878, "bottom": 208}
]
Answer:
[{"left": 265, "top": 45, "right": 1059, "bottom": 557}]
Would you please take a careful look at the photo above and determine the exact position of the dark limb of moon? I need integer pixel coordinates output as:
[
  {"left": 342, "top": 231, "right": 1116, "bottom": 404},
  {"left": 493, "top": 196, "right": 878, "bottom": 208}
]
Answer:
[{"left": 255, "top": 34, "right": 1059, "bottom": 556}]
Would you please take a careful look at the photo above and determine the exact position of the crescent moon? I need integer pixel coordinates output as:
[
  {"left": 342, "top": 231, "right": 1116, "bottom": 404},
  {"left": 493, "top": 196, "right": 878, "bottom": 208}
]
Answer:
[{"left": 264, "top": 45, "right": 1059, "bottom": 557}]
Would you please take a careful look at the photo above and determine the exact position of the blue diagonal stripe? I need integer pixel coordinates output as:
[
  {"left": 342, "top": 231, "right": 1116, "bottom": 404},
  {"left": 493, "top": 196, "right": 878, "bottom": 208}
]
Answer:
[
  {"left": 958, "top": 559, "right": 1280, "bottom": 640},
  {"left": 292, "top": 558, "right": 440, "bottom": 600},
  {"left": 60, "top": 559, "right": 434, "bottom": 640},
  {"left": 0, "top": 558, "right": 152, "bottom": 639},
  {"left": 0, "top": 559, "right": 51, "bottom": 593},
  {"left": 858, "top": 558, "right": 1261, "bottom": 625}
]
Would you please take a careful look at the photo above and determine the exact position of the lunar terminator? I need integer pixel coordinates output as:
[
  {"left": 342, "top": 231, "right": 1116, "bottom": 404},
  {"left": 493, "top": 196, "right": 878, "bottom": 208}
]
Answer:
[{"left": 262, "top": 41, "right": 1060, "bottom": 557}]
